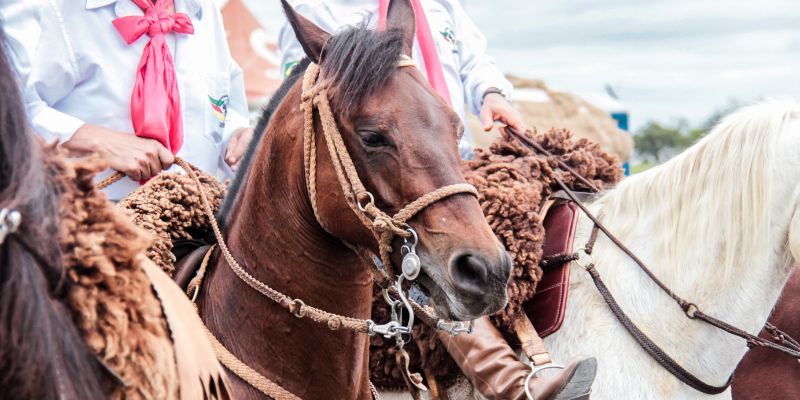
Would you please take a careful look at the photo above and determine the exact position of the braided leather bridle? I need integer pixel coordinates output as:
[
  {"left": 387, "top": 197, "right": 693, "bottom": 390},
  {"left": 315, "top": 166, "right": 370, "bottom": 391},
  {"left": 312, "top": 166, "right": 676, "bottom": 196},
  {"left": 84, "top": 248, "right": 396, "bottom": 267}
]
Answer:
[{"left": 507, "top": 127, "right": 800, "bottom": 395}]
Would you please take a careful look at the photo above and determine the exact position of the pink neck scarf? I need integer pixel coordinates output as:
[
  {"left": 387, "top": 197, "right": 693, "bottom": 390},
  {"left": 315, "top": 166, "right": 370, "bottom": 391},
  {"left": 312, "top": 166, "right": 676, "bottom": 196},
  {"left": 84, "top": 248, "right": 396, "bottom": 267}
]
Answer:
[
  {"left": 113, "top": 0, "right": 194, "bottom": 155},
  {"left": 378, "top": 0, "right": 452, "bottom": 107}
]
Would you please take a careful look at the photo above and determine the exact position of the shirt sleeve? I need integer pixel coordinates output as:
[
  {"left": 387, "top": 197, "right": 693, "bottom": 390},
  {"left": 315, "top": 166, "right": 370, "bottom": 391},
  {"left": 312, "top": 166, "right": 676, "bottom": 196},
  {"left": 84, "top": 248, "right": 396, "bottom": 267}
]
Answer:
[
  {"left": 218, "top": 58, "right": 251, "bottom": 177},
  {"left": 12, "top": 1, "right": 85, "bottom": 144},
  {"left": 449, "top": 0, "right": 513, "bottom": 116},
  {"left": 1, "top": 1, "right": 42, "bottom": 85}
]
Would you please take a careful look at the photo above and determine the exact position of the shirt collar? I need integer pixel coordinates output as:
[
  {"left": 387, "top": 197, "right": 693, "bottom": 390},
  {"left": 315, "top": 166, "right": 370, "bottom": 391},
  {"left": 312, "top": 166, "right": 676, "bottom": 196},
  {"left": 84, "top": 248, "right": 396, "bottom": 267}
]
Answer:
[
  {"left": 85, "top": 0, "right": 203, "bottom": 20},
  {"left": 85, "top": 0, "right": 116, "bottom": 9}
]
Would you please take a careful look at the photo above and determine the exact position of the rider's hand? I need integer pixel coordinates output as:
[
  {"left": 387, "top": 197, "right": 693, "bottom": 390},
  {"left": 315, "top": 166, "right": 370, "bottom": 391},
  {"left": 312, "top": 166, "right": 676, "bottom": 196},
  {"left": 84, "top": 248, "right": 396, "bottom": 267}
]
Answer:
[
  {"left": 479, "top": 92, "right": 525, "bottom": 133},
  {"left": 63, "top": 124, "right": 175, "bottom": 181},
  {"left": 225, "top": 127, "right": 255, "bottom": 171}
]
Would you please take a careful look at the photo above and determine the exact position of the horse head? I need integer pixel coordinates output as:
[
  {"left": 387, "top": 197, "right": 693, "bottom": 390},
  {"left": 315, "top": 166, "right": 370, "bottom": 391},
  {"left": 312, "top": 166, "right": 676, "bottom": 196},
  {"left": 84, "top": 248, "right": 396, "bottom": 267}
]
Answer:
[{"left": 282, "top": 0, "right": 512, "bottom": 321}]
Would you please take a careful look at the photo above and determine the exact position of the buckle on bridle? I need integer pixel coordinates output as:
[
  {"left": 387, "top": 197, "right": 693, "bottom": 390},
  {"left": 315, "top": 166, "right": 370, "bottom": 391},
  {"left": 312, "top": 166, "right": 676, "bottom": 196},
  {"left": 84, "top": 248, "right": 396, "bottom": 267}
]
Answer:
[
  {"left": 367, "top": 320, "right": 409, "bottom": 338},
  {"left": 357, "top": 192, "right": 375, "bottom": 212},
  {"left": 574, "top": 247, "right": 595, "bottom": 270},
  {"left": 290, "top": 298, "right": 306, "bottom": 319},
  {"left": 437, "top": 320, "right": 474, "bottom": 336},
  {"left": 683, "top": 302, "right": 699, "bottom": 319}
]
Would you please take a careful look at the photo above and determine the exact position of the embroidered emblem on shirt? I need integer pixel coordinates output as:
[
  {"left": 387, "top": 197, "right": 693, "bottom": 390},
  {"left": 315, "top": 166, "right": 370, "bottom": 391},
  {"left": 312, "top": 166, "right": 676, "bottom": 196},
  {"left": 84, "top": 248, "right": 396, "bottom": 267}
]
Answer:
[
  {"left": 439, "top": 27, "right": 457, "bottom": 53},
  {"left": 284, "top": 61, "right": 299, "bottom": 78},
  {"left": 209, "top": 95, "right": 229, "bottom": 128}
]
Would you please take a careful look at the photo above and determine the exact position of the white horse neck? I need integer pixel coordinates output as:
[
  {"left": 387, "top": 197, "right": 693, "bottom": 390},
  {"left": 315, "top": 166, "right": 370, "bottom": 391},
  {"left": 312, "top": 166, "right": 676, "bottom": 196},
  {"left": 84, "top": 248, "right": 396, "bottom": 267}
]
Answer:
[{"left": 546, "top": 102, "right": 800, "bottom": 399}]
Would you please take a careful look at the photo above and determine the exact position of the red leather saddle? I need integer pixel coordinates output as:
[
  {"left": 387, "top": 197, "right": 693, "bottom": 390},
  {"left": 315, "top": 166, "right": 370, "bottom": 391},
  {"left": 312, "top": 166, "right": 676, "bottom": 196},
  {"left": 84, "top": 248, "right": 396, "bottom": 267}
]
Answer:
[{"left": 524, "top": 200, "right": 579, "bottom": 338}]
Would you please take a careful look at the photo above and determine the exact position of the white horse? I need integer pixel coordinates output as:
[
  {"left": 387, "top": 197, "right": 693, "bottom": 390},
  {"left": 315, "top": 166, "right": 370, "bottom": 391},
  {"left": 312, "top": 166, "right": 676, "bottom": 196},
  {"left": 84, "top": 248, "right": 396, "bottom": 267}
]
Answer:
[{"left": 545, "top": 101, "right": 800, "bottom": 399}]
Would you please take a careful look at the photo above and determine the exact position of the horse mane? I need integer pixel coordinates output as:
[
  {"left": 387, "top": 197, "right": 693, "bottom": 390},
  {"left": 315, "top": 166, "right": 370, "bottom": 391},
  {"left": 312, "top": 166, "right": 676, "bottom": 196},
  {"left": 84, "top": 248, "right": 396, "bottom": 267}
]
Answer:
[
  {"left": 317, "top": 26, "right": 405, "bottom": 117},
  {"left": 0, "top": 33, "right": 106, "bottom": 399},
  {"left": 219, "top": 25, "right": 405, "bottom": 226},
  {"left": 595, "top": 101, "right": 797, "bottom": 279},
  {"left": 218, "top": 58, "right": 310, "bottom": 226}
]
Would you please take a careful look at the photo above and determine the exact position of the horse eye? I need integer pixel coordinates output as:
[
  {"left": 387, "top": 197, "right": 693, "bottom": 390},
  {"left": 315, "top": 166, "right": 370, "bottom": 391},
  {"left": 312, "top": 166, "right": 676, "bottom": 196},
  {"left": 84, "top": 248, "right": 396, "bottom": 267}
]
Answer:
[{"left": 359, "top": 131, "right": 389, "bottom": 148}]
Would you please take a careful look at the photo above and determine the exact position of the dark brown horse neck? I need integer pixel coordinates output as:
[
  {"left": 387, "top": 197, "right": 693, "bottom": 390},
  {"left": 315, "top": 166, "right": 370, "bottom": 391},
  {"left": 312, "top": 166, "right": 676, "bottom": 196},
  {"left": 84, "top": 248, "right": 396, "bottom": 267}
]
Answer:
[
  {"left": 200, "top": 82, "right": 375, "bottom": 400},
  {"left": 732, "top": 269, "right": 800, "bottom": 400}
]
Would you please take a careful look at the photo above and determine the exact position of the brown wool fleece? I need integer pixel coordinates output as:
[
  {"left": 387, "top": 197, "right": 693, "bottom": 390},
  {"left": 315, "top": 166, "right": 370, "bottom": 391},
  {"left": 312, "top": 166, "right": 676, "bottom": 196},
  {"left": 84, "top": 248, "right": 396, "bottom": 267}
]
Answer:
[
  {"left": 49, "top": 147, "right": 179, "bottom": 400},
  {"left": 119, "top": 168, "right": 226, "bottom": 276}
]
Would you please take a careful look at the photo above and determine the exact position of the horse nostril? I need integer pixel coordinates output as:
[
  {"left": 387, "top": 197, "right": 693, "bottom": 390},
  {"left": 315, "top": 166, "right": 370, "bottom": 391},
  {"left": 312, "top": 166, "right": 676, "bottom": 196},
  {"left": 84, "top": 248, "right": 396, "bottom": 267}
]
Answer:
[{"left": 450, "top": 252, "right": 490, "bottom": 294}]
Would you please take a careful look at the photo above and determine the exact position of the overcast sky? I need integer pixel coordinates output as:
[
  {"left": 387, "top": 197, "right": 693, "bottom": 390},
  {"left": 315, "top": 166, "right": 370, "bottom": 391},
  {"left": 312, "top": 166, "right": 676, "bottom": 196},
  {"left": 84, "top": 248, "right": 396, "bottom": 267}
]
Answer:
[{"left": 244, "top": 0, "right": 800, "bottom": 131}]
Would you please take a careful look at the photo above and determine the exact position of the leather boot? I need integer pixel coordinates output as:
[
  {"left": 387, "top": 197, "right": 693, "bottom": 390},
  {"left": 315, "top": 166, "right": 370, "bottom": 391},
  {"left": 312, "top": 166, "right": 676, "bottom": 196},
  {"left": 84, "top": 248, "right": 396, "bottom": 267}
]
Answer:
[{"left": 439, "top": 316, "right": 596, "bottom": 399}]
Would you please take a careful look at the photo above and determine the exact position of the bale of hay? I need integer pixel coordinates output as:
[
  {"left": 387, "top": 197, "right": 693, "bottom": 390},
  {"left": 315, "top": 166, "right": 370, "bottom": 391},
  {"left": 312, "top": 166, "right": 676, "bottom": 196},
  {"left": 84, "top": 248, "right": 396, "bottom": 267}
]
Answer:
[{"left": 469, "top": 75, "right": 633, "bottom": 162}]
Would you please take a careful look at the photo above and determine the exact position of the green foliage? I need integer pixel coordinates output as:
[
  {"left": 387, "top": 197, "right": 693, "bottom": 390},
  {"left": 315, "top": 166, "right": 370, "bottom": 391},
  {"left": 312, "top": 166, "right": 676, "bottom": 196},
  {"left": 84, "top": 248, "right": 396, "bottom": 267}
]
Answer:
[
  {"left": 633, "top": 99, "right": 746, "bottom": 164},
  {"left": 630, "top": 161, "right": 655, "bottom": 174},
  {"left": 634, "top": 122, "right": 691, "bottom": 163}
]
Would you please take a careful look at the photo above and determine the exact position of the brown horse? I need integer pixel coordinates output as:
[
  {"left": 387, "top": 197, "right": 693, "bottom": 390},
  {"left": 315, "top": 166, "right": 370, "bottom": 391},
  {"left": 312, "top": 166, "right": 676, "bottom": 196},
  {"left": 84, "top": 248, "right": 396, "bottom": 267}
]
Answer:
[
  {"left": 733, "top": 268, "right": 800, "bottom": 400},
  {"left": 201, "top": 0, "right": 512, "bottom": 399}
]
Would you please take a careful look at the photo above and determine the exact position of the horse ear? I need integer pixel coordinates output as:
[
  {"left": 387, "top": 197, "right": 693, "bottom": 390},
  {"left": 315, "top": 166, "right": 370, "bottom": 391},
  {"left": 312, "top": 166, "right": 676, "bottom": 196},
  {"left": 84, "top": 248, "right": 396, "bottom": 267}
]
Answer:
[
  {"left": 281, "top": 0, "right": 331, "bottom": 64},
  {"left": 386, "top": 0, "right": 416, "bottom": 56}
]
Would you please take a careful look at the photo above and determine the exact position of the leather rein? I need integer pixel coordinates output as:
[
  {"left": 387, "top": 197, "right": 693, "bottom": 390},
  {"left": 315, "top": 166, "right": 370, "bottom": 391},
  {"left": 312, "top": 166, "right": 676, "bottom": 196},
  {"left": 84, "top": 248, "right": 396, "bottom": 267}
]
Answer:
[{"left": 506, "top": 127, "right": 800, "bottom": 395}]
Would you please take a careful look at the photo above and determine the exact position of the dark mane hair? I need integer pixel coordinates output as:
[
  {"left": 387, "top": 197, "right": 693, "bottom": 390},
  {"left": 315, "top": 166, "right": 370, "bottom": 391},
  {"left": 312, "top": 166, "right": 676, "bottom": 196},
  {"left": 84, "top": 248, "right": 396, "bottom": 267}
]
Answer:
[
  {"left": 218, "top": 25, "right": 405, "bottom": 226},
  {"left": 0, "top": 33, "right": 106, "bottom": 398},
  {"left": 217, "top": 57, "right": 310, "bottom": 225},
  {"left": 319, "top": 26, "right": 405, "bottom": 117}
]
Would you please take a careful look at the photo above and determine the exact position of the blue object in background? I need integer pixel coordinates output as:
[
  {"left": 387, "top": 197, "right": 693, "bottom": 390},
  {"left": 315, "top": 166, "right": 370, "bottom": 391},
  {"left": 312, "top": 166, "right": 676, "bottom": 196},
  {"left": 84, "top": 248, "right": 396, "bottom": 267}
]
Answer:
[{"left": 611, "top": 112, "right": 631, "bottom": 175}]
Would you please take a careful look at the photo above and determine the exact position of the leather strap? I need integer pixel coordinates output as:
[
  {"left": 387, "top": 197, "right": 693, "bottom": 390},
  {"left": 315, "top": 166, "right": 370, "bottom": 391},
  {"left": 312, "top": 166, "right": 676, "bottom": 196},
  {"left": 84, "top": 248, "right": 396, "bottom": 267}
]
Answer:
[
  {"left": 580, "top": 226, "right": 732, "bottom": 394},
  {"left": 513, "top": 314, "right": 552, "bottom": 366},
  {"left": 503, "top": 126, "right": 800, "bottom": 395}
]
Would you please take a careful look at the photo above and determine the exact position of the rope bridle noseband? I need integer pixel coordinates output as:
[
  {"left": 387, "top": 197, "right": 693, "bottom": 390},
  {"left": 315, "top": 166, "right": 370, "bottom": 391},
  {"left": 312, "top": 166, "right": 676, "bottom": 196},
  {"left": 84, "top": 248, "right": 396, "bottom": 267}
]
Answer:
[
  {"left": 300, "top": 56, "right": 477, "bottom": 326},
  {"left": 505, "top": 127, "right": 800, "bottom": 395}
]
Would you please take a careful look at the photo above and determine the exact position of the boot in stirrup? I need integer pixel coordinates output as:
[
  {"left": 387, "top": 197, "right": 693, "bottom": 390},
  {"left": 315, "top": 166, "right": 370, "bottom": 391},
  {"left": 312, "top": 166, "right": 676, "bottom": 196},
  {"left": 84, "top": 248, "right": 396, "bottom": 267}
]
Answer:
[{"left": 439, "top": 316, "right": 596, "bottom": 399}]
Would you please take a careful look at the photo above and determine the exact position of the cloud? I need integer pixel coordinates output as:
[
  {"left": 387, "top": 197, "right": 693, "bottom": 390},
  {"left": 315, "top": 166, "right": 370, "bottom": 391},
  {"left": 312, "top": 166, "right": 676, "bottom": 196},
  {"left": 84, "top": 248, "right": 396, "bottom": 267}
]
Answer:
[
  {"left": 463, "top": 0, "right": 800, "bottom": 129},
  {"left": 243, "top": 0, "right": 800, "bottom": 130}
]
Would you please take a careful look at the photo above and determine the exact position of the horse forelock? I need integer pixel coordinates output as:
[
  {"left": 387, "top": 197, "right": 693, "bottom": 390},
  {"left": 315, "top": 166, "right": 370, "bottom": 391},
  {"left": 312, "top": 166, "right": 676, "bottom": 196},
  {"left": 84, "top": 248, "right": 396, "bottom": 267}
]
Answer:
[
  {"left": 595, "top": 101, "right": 799, "bottom": 281},
  {"left": 318, "top": 26, "right": 405, "bottom": 118}
]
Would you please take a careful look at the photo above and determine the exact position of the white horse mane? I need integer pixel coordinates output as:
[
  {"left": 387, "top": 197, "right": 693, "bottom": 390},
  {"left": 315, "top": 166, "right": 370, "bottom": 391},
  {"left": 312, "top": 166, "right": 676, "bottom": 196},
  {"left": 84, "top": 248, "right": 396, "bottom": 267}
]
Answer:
[{"left": 595, "top": 101, "right": 798, "bottom": 280}]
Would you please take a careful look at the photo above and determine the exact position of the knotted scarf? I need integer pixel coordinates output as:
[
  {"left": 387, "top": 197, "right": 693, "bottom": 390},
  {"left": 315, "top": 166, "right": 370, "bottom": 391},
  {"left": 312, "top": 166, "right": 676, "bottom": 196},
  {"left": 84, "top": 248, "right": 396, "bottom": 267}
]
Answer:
[{"left": 113, "top": 0, "right": 194, "bottom": 156}]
